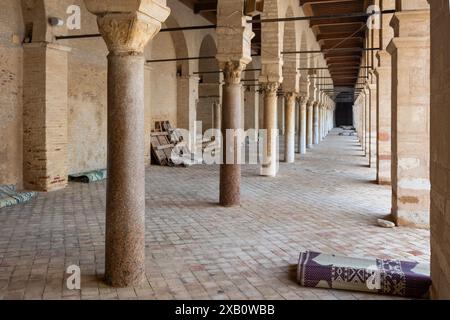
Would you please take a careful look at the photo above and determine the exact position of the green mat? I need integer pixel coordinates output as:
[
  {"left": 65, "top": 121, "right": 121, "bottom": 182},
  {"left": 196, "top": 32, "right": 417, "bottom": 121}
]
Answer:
[
  {"left": 69, "top": 169, "right": 107, "bottom": 183},
  {"left": 0, "top": 185, "right": 37, "bottom": 209}
]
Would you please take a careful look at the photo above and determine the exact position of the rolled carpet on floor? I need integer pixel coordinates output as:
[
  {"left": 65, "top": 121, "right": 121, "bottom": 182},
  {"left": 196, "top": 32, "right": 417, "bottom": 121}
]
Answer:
[
  {"left": 297, "top": 251, "right": 431, "bottom": 299},
  {"left": 0, "top": 185, "right": 37, "bottom": 209},
  {"left": 69, "top": 169, "right": 107, "bottom": 183}
]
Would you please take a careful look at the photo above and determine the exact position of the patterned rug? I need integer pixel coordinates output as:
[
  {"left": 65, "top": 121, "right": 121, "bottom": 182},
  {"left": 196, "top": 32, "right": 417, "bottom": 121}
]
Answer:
[
  {"left": 0, "top": 185, "right": 37, "bottom": 209},
  {"left": 297, "top": 251, "right": 431, "bottom": 299},
  {"left": 69, "top": 169, "right": 107, "bottom": 183}
]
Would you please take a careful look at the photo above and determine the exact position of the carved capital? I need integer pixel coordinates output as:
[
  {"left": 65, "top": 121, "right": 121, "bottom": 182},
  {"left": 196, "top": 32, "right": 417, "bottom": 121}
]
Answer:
[
  {"left": 84, "top": 0, "right": 170, "bottom": 54},
  {"left": 260, "top": 82, "right": 279, "bottom": 96},
  {"left": 220, "top": 61, "right": 246, "bottom": 85},
  {"left": 298, "top": 95, "right": 308, "bottom": 106},
  {"left": 284, "top": 92, "right": 297, "bottom": 104}
]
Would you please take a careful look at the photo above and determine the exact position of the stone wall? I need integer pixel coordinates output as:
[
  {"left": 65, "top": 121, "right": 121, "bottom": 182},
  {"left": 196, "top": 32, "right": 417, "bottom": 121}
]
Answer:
[
  {"left": 0, "top": 0, "right": 24, "bottom": 187},
  {"left": 430, "top": 0, "right": 450, "bottom": 300}
]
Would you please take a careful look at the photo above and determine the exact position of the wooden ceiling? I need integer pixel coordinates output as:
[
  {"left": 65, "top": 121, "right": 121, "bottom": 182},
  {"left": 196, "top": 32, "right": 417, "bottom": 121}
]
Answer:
[
  {"left": 180, "top": 0, "right": 370, "bottom": 88},
  {"left": 301, "top": 0, "right": 369, "bottom": 88},
  {"left": 178, "top": 0, "right": 218, "bottom": 24}
]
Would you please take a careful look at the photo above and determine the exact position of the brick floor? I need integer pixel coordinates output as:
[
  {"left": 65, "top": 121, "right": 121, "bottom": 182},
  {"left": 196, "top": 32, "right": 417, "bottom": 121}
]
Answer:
[{"left": 0, "top": 129, "right": 430, "bottom": 300}]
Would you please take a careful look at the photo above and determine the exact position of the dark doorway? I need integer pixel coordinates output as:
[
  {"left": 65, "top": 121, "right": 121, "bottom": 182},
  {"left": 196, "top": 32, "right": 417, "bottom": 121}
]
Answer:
[{"left": 335, "top": 94, "right": 354, "bottom": 127}]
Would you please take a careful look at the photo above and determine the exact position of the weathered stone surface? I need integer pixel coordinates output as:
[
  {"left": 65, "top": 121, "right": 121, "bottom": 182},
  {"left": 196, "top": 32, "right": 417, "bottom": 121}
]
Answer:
[
  {"left": 260, "top": 82, "right": 279, "bottom": 177},
  {"left": 284, "top": 92, "right": 297, "bottom": 164},
  {"left": 430, "top": 0, "right": 450, "bottom": 300},
  {"left": 387, "top": 7, "right": 430, "bottom": 229},
  {"left": 23, "top": 43, "right": 70, "bottom": 192}
]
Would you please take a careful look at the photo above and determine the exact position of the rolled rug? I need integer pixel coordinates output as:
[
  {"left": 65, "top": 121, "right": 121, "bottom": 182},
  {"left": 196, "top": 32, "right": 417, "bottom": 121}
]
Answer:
[
  {"left": 297, "top": 251, "right": 431, "bottom": 299},
  {"left": 69, "top": 169, "right": 107, "bottom": 183}
]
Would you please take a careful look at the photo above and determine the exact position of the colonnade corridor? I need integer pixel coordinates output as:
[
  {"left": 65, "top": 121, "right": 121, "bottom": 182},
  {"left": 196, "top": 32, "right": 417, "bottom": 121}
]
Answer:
[{"left": 0, "top": 129, "right": 429, "bottom": 300}]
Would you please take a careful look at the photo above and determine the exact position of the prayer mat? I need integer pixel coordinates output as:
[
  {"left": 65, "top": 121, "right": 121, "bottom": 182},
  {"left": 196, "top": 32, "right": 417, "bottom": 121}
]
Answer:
[
  {"left": 297, "top": 251, "right": 431, "bottom": 299},
  {"left": 69, "top": 169, "right": 107, "bottom": 183},
  {"left": 0, "top": 185, "right": 37, "bottom": 209}
]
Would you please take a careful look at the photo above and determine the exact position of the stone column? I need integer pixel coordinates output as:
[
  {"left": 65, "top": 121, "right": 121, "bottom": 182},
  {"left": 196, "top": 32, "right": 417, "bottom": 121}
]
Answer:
[
  {"left": 244, "top": 87, "right": 259, "bottom": 132},
  {"left": 364, "top": 88, "right": 370, "bottom": 157},
  {"left": 299, "top": 97, "right": 307, "bottom": 154},
  {"left": 84, "top": 0, "right": 170, "bottom": 287},
  {"left": 216, "top": 0, "right": 254, "bottom": 205},
  {"left": 23, "top": 42, "right": 70, "bottom": 192},
  {"left": 284, "top": 92, "right": 297, "bottom": 163},
  {"left": 278, "top": 96, "right": 285, "bottom": 136},
  {"left": 430, "top": 0, "right": 450, "bottom": 299},
  {"left": 261, "top": 82, "right": 279, "bottom": 176},
  {"left": 177, "top": 75, "right": 200, "bottom": 134},
  {"left": 306, "top": 100, "right": 314, "bottom": 148},
  {"left": 368, "top": 82, "right": 378, "bottom": 168},
  {"left": 144, "top": 64, "right": 152, "bottom": 166},
  {"left": 318, "top": 104, "right": 323, "bottom": 141},
  {"left": 213, "top": 100, "right": 221, "bottom": 130},
  {"left": 313, "top": 102, "right": 320, "bottom": 145},
  {"left": 387, "top": 2, "right": 430, "bottom": 228},
  {"left": 219, "top": 62, "right": 245, "bottom": 206},
  {"left": 359, "top": 95, "right": 366, "bottom": 152}
]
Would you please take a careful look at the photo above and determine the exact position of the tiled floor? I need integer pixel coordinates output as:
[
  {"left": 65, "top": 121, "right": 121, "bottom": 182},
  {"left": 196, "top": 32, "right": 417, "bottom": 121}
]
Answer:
[{"left": 0, "top": 129, "right": 430, "bottom": 300}]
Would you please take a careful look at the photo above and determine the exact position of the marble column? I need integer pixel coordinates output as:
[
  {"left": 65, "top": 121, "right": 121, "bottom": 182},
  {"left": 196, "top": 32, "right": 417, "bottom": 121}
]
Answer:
[
  {"left": 84, "top": 0, "right": 170, "bottom": 287},
  {"left": 321, "top": 104, "right": 326, "bottom": 139},
  {"left": 284, "top": 92, "right": 297, "bottom": 163},
  {"left": 219, "top": 62, "right": 244, "bottom": 206},
  {"left": 261, "top": 82, "right": 279, "bottom": 176},
  {"left": 361, "top": 95, "right": 366, "bottom": 153},
  {"left": 306, "top": 100, "right": 314, "bottom": 148},
  {"left": 216, "top": 0, "right": 254, "bottom": 205},
  {"left": 299, "top": 97, "right": 307, "bottom": 154},
  {"left": 364, "top": 88, "right": 370, "bottom": 157},
  {"left": 313, "top": 102, "right": 320, "bottom": 145},
  {"left": 387, "top": 5, "right": 430, "bottom": 228},
  {"left": 318, "top": 104, "right": 323, "bottom": 142},
  {"left": 177, "top": 75, "right": 200, "bottom": 135},
  {"left": 368, "top": 82, "right": 378, "bottom": 168},
  {"left": 213, "top": 100, "right": 221, "bottom": 130}
]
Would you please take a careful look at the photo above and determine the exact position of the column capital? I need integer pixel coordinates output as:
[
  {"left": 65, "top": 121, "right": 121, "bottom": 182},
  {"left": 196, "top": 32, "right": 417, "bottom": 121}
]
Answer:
[
  {"left": 260, "top": 82, "right": 279, "bottom": 96},
  {"left": 298, "top": 95, "right": 309, "bottom": 106},
  {"left": 220, "top": 61, "right": 246, "bottom": 85},
  {"left": 284, "top": 92, "right": 298, "bottom": 101},
  {"left": 84, "top": 0, "right": 170, "bottom": 54}
]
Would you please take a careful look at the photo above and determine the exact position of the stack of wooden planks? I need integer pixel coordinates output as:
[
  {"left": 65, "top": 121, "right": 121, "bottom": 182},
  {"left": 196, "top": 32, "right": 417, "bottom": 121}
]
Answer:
[{"left": 151, "top": 121, "right": 191, "bottom": 166}]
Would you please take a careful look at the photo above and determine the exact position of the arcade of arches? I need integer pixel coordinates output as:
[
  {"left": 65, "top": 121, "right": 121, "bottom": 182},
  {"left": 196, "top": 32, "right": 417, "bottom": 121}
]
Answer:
[{"left": 0, "top": 0, "right": 449, "bottom": 299}]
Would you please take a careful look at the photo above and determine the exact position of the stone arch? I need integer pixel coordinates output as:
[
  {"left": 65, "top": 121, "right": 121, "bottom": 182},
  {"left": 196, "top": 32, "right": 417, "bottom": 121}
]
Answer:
[
  {"left": 281, "top": 6, "right": 299, "bottom": 93},
  {"left": 20, "top": 0, "right": 48, "bottom": 42},
  {"left": 164, "top": 14, "right": 190, "bottom": 76},
  {"left": 145, "top": 24, "right": 178, "bottom": 127},
  {"left": 198, "top": 34, "right": 219, "bottom": 83},
  {"left": 298, "top": 30, "right": 310, "bottom": 98},
  {"left": 197, "top": 34, "right": 220, "bottom": 133}
]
